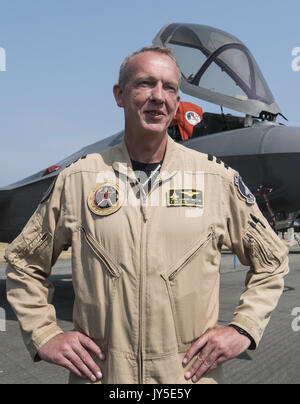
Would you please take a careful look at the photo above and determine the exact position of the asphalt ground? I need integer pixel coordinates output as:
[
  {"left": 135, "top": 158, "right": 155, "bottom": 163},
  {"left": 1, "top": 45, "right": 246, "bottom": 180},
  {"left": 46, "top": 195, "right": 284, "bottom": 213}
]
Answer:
[{"left": 0, "top": 252, "right": 299, "bottom": 385}]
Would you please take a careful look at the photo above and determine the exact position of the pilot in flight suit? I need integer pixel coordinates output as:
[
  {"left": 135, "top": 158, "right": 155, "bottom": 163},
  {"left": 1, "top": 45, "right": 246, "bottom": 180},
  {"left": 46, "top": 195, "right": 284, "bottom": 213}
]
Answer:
[
  {"left": 5, "top": 46, "right": 289, "bottom": 384},
  {"left": 5, "top": 135, "right": 289, "bottom": 383}
]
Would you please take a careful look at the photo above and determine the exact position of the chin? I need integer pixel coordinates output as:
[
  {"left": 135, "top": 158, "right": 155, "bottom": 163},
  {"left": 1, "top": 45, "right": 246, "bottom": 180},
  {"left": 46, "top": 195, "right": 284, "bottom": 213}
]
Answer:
[
  {"left": 144, "top": 128, "right": 167, "bottom": 137},
  {"left": 142, "top": 123, "right": 169, "bottom": 136}
]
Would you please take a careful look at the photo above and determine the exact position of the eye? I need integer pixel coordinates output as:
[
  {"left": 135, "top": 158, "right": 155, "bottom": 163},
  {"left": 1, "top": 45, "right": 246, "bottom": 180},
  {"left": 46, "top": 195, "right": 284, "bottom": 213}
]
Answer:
[
  {"left": 138, "top": 80, "right": 153, "bottom": 88},
  {"left": 164, "top": 84, "right": 177, "bottom": 93}
]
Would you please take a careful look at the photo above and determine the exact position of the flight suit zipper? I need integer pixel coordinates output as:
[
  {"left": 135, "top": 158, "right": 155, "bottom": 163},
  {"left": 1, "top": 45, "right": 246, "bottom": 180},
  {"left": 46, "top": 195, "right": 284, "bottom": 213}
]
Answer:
[
  {"left": 168, "top": 232, "right": 213, "bottom": 281},
  {"left": 138, "top": 191, "right": 147, "bottom": 384},
  {"left": 81, "top": 227, "right": 121, "bottom": 278},
  {"left": 246, "top": 232, "right": 278, "bottom": 269},
  {"left": 137, "top": 170, "right": 177, "bottom": 383}
]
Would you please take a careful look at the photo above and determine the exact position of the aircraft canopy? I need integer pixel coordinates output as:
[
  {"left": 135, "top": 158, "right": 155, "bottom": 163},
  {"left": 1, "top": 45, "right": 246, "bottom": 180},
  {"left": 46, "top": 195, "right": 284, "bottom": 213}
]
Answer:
[{"left": 153, "top": 23, "right": 282, "bottom": 118}]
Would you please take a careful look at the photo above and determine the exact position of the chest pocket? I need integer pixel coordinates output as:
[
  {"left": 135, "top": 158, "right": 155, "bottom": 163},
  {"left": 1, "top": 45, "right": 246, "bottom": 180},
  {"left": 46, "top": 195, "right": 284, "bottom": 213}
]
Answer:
[
  {"left": 161, "top": 228, "right": 220, "bottom": 350},
  {"left": 81, "top": 227, "right": 122, "bottom": 279}
]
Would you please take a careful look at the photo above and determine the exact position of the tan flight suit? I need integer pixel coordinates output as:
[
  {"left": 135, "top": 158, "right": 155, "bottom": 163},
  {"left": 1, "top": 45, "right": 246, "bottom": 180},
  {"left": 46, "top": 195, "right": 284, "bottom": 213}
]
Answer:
[{"left": 6, "top": 136, "right": 289, "bottom": 384}]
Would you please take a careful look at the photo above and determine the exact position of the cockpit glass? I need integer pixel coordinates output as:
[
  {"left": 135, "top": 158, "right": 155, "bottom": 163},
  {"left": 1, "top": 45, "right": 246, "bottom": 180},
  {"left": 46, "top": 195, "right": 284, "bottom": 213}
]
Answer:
[
  {"left": 218, "top": 49, "right": 251, "bottom": 88},
  {"left": 200, "top": 57, "right": 248, "bottom": 100},
  {"left": 168, "top": 43, "right": 206, "bottom": 82},
  {"left": 162, "top": 24, "right": 275, "bottom": 106}
]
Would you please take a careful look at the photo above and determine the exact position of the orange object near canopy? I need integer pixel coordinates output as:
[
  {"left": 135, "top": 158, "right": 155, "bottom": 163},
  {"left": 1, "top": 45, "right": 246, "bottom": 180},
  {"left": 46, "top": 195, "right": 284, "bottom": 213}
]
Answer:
[{"left": 170, "top": 101, "right": 203, "bottom": 140}]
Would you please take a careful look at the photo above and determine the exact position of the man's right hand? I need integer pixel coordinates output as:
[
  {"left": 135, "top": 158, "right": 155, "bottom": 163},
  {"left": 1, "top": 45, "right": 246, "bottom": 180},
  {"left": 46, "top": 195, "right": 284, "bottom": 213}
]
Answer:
[{"left": 38, "top": 331, "right": 105, "bottom": 382}]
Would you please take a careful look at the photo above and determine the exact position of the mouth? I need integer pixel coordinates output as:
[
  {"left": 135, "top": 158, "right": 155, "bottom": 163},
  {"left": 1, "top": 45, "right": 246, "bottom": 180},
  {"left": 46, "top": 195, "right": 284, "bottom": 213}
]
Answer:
[{"left": 145, "top": 110, "right": 166, "bottom": 117}]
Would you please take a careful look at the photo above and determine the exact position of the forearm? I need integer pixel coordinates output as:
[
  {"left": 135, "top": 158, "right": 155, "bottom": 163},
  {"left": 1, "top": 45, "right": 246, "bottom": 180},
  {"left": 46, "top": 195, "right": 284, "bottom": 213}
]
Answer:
[
  {"left": 230, "top": 255, "right": 289, "bottom": 348},
  {"left": 6, "top": 262, "right": 63, "bottom": 360}
]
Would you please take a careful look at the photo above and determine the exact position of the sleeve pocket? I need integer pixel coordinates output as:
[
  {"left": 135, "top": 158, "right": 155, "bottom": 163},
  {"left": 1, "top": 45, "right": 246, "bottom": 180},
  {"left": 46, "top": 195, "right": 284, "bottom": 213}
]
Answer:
[
  {"left": 243, "top": 226, "right": 286, "bottom": 274},
  {"left": 5, "top": 214, "right": 53, "bottom": 269}
]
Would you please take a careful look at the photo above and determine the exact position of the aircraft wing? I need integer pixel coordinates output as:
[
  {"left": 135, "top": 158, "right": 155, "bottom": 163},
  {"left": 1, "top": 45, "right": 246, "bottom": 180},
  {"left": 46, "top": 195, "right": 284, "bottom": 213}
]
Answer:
[{"left": 0, "top": 132, "right": 123, "bottom": 243}]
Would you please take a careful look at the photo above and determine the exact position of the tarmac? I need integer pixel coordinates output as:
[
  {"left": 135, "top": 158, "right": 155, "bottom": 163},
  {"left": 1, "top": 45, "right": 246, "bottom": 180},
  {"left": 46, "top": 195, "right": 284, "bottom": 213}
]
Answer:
[{"left": 0, "top": 251, "right": 299, "bottom": 384}]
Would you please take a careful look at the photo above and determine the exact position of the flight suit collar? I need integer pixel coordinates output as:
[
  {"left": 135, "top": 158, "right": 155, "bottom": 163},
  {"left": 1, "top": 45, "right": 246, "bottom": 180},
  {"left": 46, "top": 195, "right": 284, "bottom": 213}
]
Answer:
[
  {"left": 112, "top": 141, "right": 137, "bottom": 183},
  {"left": 159, "top": 135, "right": 181, "bottom": 181},
  {"left": 112, "top": 135, "right": 181, "bottom": 184}
]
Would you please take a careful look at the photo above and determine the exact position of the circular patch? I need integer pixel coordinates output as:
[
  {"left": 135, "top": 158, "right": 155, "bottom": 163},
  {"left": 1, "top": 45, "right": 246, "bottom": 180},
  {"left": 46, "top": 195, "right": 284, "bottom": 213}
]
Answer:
[
  {"left": 185, "top": 111, "right": 201, "bottom": 126},
  {"left": 88, "top": 182, "right": 123, "bottom": 216}
]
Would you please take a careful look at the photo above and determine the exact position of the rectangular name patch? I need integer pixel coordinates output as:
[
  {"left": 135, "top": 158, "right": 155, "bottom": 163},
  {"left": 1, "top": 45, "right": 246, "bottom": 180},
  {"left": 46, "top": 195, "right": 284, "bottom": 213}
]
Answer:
[{"left": 167, "top": 189, "right": 204, "bottom": 207}]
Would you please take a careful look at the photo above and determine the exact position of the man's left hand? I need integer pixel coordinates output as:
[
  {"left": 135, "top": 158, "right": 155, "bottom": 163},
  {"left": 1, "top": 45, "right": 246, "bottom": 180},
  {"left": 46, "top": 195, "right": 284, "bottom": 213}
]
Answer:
[{"left": 182, "top": 325, "right": 251, "bottom": 383}]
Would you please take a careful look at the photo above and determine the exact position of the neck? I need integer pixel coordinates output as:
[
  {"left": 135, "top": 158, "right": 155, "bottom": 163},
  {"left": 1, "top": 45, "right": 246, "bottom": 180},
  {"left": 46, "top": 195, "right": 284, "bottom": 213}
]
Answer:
[{"left": 124, "top": 131, "right": 168, "bottom": 163}]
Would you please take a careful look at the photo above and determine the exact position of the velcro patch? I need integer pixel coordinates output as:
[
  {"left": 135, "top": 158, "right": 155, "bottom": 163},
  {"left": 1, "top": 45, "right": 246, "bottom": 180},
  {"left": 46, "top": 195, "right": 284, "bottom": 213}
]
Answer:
[
  {"left": 88, "top": 182, "right": 124, "bottom": 216},
  {"left": 167, "top": 189, "right": 204, "bottom": 207},
  {"left": 234, "top": 173, "right": 256, "bottom": 205}
]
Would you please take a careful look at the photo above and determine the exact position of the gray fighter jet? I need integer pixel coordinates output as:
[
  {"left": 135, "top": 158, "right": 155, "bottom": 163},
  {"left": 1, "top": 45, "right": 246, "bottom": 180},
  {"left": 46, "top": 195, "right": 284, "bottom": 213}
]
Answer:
[{"left": 1, "top": 23, "right": 299, "bottom": 242}]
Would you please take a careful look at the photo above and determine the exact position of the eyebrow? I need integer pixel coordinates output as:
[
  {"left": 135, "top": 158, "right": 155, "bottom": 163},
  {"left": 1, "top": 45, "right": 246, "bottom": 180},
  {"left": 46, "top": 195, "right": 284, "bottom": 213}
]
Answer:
[{"left": 135, "top": 75, "right": 179, "bottom": 88}]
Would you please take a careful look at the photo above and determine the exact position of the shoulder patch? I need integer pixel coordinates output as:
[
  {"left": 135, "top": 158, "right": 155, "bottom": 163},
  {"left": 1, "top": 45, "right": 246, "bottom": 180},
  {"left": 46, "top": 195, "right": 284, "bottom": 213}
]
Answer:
[{"left": 234, "top": 173, "right": 256, "bottom": 205}]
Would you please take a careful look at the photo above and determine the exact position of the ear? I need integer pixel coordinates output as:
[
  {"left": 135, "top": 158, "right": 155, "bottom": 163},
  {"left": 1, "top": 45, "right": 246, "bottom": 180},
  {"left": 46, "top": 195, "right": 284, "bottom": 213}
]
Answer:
[
  {"left": 175, "top": 95, "right": 181, "bottom": 115},
  {"left": 113, "top": 84, "right": 124, "bottom": 108}
]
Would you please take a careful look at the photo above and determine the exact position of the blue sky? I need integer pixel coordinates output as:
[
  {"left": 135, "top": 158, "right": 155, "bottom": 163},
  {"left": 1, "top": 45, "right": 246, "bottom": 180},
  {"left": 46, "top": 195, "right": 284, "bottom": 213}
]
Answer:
[{"left": 0, "top": 0, "right": 299, "bottom": 186}]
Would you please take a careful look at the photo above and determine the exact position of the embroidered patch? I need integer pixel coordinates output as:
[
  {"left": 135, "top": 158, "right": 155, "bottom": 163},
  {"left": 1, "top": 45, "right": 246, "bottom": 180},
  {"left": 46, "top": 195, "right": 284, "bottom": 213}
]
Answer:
[
  {"left": 185, "top": 111, "right": 202, "bottom": 126},
  {"left": 167, "top": 189, "right": 204, "bottom": 208},
  {"left": 234, "top": 173, "right": 256, "bottom": 205},
  {"left": 88, "top": 182, "right": 124, "bottom": 216}
]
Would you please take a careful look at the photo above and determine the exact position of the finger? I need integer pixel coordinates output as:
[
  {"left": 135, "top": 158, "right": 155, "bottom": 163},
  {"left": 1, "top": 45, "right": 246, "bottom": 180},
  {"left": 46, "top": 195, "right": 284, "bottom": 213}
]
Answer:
[
  {"left": 214, "top": 355, "right": 227, "bottom": 367},
  {"left": 192, "top": 355, "right": 218, "bottom": 382},
  {"left": 60, "top": 357, "right": 86, "bottom": 379},
  {"left": 73, "top": 344, "right": 103, "bottom": 381},
  {"left": 193, "top": 354, "right": 227, "bottom": 381},
  {"left": 182, "top": 333, "right": 209, "bottom": 366},
  {"left": 192, "top": 354, "right": 227, "bottom": 383},
  {"left": 184, "top": 341, "right": 215, "bottom": 380},
  {"left": 65, "top": 349, "right": 100, "bottom": 382},
  {"left": 78, "top": 333, "right": 105, "bottom": 361}
]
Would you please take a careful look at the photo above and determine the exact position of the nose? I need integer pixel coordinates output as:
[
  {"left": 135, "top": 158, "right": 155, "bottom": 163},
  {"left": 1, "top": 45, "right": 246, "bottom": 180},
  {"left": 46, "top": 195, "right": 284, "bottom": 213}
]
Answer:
[{"left": 150, "top": 83, "right": 164, "bottom": 103}]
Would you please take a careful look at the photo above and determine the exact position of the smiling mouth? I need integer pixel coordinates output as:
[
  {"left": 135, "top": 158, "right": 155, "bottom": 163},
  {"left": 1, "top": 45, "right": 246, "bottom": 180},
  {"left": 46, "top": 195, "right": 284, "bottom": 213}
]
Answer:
[{"left": 145, "top": 110, "right": 165, "bottom": 117}]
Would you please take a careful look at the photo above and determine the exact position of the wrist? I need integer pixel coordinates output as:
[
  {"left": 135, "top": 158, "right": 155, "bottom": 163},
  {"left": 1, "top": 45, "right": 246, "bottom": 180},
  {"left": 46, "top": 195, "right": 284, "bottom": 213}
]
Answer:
[{"left": 229, "top": 325, "right": 255, "bottom": 349}]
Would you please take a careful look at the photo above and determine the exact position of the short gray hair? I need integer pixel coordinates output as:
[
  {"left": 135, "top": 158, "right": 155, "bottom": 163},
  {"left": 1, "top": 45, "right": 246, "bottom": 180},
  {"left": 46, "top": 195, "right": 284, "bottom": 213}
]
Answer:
[{"left": 118, "top": 46, "right": 181, "bottom": 87}]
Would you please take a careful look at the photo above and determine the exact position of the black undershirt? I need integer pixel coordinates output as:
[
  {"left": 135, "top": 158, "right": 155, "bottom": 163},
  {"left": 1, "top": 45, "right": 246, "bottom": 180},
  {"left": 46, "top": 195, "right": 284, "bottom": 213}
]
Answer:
[{"left": 131, "top": 160, "right": 162, "bottom": 193}]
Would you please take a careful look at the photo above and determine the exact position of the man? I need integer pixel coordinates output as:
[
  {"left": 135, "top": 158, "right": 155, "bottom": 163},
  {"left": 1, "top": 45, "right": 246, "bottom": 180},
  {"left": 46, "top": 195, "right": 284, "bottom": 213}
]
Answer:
[{"left": 6, "top": 46, "right": 289, "bottom": 384}]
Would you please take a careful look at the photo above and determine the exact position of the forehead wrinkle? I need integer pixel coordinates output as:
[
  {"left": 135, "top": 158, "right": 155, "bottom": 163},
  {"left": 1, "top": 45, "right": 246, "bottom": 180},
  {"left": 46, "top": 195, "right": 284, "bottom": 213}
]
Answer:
[{"left": 124, "top": 52, "right": 180, "bottom": 88}]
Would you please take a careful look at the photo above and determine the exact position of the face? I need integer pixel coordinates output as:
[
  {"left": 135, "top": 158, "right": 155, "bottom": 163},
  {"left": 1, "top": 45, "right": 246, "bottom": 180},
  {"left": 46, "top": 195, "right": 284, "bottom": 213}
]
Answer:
[{"left": 114, "top": 51, "right": 180, "bottom": 138}]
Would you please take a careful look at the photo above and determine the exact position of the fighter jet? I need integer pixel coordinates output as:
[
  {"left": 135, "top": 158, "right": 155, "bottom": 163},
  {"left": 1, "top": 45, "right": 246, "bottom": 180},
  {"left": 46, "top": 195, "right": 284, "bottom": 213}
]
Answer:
[{"left": 1, "top": 22, "right": 299, "bottom": 242}]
